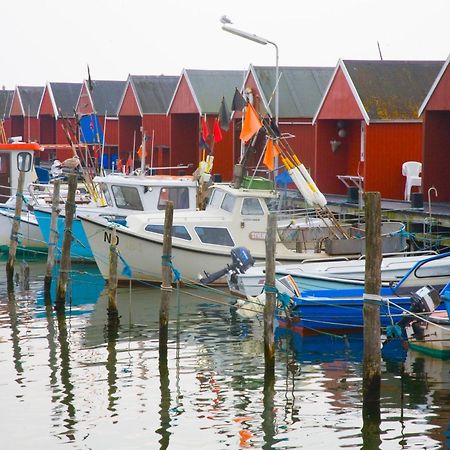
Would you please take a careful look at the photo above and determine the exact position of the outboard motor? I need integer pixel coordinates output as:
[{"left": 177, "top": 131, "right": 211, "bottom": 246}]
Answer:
[
  {"left": 398, "top": 284, "right": 441, "bottom": 330},
  {"left": 199, "top": 247, "right": 254, "bottom": 285},
  {"left": 410, "top": 285, "right": 441, "bottom": 314}
]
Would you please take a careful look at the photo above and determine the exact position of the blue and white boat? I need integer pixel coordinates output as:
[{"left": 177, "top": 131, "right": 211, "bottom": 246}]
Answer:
[
  {"left": 230, "top": 251, "right": 450, "bottom": 296},
  {"left": 234, "top": 253, "right": 450, "bottom": 333},
  {"left": 33, "top": 173, "right": 199, "bottom": 261}
]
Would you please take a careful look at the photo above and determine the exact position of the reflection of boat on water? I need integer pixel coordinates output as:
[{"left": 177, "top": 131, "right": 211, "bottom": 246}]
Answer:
[
  {"left": 35, "top": 263, "right": 105, "bottom": 316},
  {"left": 275, "top": 325, "right": 407, "bottom": 364}
]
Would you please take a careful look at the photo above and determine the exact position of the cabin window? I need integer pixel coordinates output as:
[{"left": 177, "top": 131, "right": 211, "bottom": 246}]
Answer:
[
  {"left": 195, "top": 227, "right": 234, "bottom": 246},
  {"left": 145, "top": 224, "right": 191, "bottom": 240},
  {"left": 111, "top": 185, "right": 143, "bottom": 210},
  {"left": 241, "top": 197, "right": 264, "bottom": 215},
  {"left": 221, "top": 193, "right": 236, "bottom": 213},
  {"left": 208, "top": 189, "right": 224, "bottom": 209},
  {"left": 157, "top": 187, "right": 190, "bottom": 210},
  {"left": 99, "top": 183, "right": 113, "bottom": 207}
]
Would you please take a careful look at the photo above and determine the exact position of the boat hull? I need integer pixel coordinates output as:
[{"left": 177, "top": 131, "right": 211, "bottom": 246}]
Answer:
[
  {"left": 34, "top": 208, "right": 94, "bottom": 261},
  {"left": 80, "top": 216, "right": 237, "bottom": 282},
  {"left": 0, "top": 207, "right": 46, "bottom": 253},
  {"left": 285, "top": 290, "right": 413, "bottom": 332}
]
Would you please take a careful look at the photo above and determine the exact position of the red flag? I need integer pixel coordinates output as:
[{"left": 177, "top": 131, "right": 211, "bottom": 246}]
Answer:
[
  {"left": 240, "top": 103, "right": 262, "bottom": 143},
  {"left": 213, "top": 118, "right": 222, "bottom": 143},
  {"left": 263, "top": 139, "right": 280, "bottom": 171},
  {"left": 201, "top": 116, "right": 209, "bottom": 141}
]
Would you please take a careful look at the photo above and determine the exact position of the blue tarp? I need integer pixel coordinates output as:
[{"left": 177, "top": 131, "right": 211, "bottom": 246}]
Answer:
[
  {"left": 275, "top": 170, "right": 293, "bottom": 186},
  {"left": 79, "top": 114, "right": 104, "bottom": 144}
]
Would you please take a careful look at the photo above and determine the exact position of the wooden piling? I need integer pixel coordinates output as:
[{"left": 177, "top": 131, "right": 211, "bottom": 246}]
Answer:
[
  {"left": 264, "top": 213, "right": 277, "bottom": 375},
  {"left": 6, "top": 169, "right": 26, "bottom": 288},
  {"left": 55, "top": 173, "right": 77, "bottom": 311},
  {"left": 362, "top": 192, "right": 382, "bottom": 421},
  {"left": 159, "top": 201, "right": 174, "bottom": 359},
  {"left": 44, "top": 180, "right": 61, "bottom": 294},
  {"left": 20, "top": 262, "right": 30, "bottom": 291},
  {"left": 107, "top": 227, "right": 119, "bottom": 321}
]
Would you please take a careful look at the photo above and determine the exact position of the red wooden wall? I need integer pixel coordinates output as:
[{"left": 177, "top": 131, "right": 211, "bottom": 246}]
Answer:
[
  {"left": 422, "top": 111, "right": 450, "bottom": 201},
  {"left": 365, "top": 123, "right": 422, "bottom": 199}
]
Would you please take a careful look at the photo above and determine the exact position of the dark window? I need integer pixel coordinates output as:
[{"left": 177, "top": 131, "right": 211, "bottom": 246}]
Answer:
[
  {"left": 195, "top": 227, "right": 234, "bottom": 246},
  {"left": 221, "top": 193, "right": 236, "bottom": 212},
  {"left": 157, "top": 187, "right": 190, "bottom": 210},
  {"left": 145, "top": 224, "right": 191, "bottom": 241},
  {"left": 241, "top": 197, "right": 264, "bottom": 215},
  {"left": 112, "top": 186, "right": 143, "bottom": 210}
]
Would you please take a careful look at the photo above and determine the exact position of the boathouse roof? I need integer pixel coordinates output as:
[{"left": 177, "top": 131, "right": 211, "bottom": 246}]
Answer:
[
  {"left": 0, "top": 89, "right": 13, "bottom": 119},
  {"left": 14, "top": 86, "right": 45, "bottom": 117},
  {"left": 343, "top": 60, "right": 443, "bottom": 121},
  {"left": 169, "top": 69, "right": 246, "bottom": 115},
  {"left": 128, "top": 75, "right": 178, "bottom": 115},
  {"left": 85, "top": 80, "right": 127, "bottom": 116},
  {"left": 47, "top": 82, "right": 82, "bottom": 118},
  {"left": 251, "top": 65, "right": 333, "bottom": 118}
]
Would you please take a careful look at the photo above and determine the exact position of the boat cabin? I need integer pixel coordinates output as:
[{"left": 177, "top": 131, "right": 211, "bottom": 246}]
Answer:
[
  {"left": 94, "top": 174, "right": 199, "bottom": 213},
  {"left": 0, "top": 143, "right": 41, "bottom": 203}
]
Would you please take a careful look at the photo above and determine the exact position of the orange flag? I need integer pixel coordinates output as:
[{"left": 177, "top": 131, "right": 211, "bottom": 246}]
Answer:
[
  {"left": 239, "top": 103, "right": 262, "bottom": 143},
  {"left": 137, "top": 145, "right": 142, "bottom": 159},
  {"left": 263, "top": 139, "right": 280, "bottom": 171}
]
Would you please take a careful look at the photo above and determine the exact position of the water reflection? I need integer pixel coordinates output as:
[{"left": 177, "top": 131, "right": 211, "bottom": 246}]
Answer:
[{"left": 0, "top": 261, "right": 450, "bottom": 448}]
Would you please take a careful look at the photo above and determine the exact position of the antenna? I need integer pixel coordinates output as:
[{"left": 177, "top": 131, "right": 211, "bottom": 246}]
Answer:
[{"left": 377, "top": 41, "right": 383, "bottom": 60}]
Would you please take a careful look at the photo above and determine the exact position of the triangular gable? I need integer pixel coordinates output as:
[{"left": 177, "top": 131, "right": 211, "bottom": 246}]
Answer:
[
  {"left": 246, "top": 65, "right": 271, "bottom": 116},
  {"left": 10, "top": 90, "right": 24, "bottom": 116},
  {"left": 167, "top": 70, "right": 201, "bottom": 114},
  {"left": 76, "top": 82, "right": 94, "bottom": 116},
  {"left": 419, "top": 54, "right": 450, "bottom": 115},
  {"left": 118, "top": 80, "right": 142, "bottom": 116},
  {"left": 313, "top": 61, "right": 367, "bottom": 124},
  {"left": 39, "top": 85, "right": 54, "bottom": 117}
]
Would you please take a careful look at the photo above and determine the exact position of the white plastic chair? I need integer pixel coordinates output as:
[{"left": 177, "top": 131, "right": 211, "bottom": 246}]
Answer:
[{"left": 402, "top": 161, "right": 422, "bottom": 201}]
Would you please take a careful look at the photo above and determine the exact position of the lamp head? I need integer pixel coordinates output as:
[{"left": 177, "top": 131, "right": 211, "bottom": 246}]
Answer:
[{"left": 221, "top": 25, "right": 268, "bottom": 45}]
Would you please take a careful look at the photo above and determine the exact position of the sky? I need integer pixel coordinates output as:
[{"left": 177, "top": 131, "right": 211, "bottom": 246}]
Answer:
[{"left": 2, "top": 0, "right": 449, "bottom": 89}]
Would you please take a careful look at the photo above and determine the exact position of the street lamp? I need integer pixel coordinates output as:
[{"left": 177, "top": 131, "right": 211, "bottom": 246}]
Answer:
[{"left": 221, "top": 22, "right": 279, "bottom": 125}]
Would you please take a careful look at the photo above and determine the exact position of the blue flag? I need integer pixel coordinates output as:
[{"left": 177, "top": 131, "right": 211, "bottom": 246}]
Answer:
[{"left": 79, "top": 114, "right": 104, "bottom": 144}]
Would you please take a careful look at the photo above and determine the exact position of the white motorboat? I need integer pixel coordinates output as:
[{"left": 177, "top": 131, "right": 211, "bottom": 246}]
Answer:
[
  {"left": 79, "top": 181, "right": 406, "bottom": 283},
  {"left": 32, "top": 173, "right": 199, "bottom": 260}
]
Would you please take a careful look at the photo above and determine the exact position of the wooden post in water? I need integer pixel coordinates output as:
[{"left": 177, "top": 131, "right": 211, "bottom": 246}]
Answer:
[
  {"left": 44, "top": 180, "right": 61, "bottom": 294},
  {"left": 55, "top": 173, "right": 77, "bottom": 311},
  {"left": 6, "top": 169, "right": 26, "bottom": 287},
  {"left": 107, "top": 226, "right": 119, "bottom": 321},
  {"left": 264, "top": 213, "right": 277, "bottom": 375},
  {"left": 159, "top": 201, "right": 173, "bottom": 359},
  {"left": 362, "top": 192, "right": 382, "bottom": 428}
]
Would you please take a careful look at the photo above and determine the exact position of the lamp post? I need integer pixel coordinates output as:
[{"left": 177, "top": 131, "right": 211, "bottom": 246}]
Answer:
[{"left": 221, "top": 23, "right": 279, "bottom": 126}]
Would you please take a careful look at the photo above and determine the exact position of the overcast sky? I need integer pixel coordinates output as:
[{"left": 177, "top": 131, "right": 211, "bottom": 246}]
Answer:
[{"left": 2, "top": 0, "right": 449, "bottom": 89}]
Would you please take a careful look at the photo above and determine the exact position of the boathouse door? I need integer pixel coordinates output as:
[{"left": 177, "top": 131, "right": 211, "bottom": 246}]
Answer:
[{"left": 0, "top": 152, "right": 11, "bottom": 202}]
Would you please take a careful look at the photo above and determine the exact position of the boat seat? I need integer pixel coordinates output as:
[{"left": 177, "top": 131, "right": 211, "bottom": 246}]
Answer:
[{"left": 402, "top": 161, "right": 422, "bottom": 202}]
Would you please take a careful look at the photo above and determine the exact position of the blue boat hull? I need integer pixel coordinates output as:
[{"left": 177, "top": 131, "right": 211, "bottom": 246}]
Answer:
[
  {"left": 280, "top": 286, "right": 415, "bottom": 333},
  {"left": 34, "top": 208, "right": 94, "bottom": 261}
]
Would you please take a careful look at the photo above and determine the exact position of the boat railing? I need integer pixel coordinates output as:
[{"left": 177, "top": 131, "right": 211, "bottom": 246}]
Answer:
[
  {"left": 357, "top": 250, "right": 437, "bottom": 260},
  {"left": 27, "top": 182, "right": 92, "bottom": 206}
]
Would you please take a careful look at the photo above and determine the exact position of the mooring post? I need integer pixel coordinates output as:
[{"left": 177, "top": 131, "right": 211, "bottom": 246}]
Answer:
[
  {"left": 44, "top": 180, "right": 61, "bottom": 294},
  {"left": 362, "top": 192, "right": 382, "bottom": 433},
  {"left": 6, "top": 169, "right": 26, "bottom": 288},
  {"left": 107, "top": 226, "right": 119, "bottom": 321},
  {"left": 264, "top": 212, "right": 277, "bottom": 375},
  {"left": 159, "top": 201, "right": 174, "bottom": 359},
  {"left": 55, "top": 173, "right": 77, "bottom": 311},
  {"left": 20, "top": 262, "right": 30, "bottom": 291}
]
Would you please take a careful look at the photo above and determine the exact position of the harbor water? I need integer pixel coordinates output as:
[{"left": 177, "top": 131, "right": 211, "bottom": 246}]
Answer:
[{"left": 0, "top": 258, "right": 449, "bottom": 449}]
